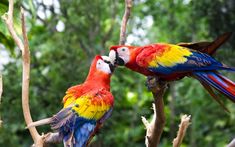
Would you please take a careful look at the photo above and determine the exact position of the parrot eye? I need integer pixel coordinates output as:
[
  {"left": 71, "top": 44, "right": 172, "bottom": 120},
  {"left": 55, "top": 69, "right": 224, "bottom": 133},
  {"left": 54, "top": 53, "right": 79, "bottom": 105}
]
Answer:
[
  {"left": 116, "top": 47, "right": 130, "bottom": 65},
  {"left": 118, "top": 47, "right": 128, "bottom": 53},
  {"left": 96, "top": 59, "right": 112, "bottom": 74}
]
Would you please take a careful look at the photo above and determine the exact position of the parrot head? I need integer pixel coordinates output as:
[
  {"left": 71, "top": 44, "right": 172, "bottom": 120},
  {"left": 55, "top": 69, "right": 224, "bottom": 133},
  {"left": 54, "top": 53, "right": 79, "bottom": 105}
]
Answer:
[
  {"left": 85, "top": 55, "right": 115, "bottom": 89},
  {"left": 108, "top": 45, "right": 137, "bottom": 66},
  {"left": 93, "top": 55, "right": 115, "bottom": 74},
  {"left": 86, "top": 55, "right": 115, "bottom": 81}
]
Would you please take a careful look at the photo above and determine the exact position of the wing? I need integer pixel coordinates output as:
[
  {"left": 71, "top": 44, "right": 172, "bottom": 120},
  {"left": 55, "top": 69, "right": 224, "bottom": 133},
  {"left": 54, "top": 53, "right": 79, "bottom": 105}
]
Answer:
[
  {"left": 86, "top": 107, "right": 113, "bottom": 146},
  {"left": 72, "top": 89, "right": 114, "bottom": 120},
  {"left": 136, "top": 43, "right": 225, "bottom": 75},
  {"left": 177, "top": 42, "right": 211, "bottom": 52},
  {"left": 52, "top": 88, "right": 114, "bottom": 147},
  {"left": 62, "top": 84, "right": 87, "bottom": 107}
]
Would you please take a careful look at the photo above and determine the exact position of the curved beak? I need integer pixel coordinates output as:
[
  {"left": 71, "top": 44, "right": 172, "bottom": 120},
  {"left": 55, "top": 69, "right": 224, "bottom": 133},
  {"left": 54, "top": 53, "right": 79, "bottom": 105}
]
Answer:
[
  {"left": 109, "top": 63, "right": 115, "bottom": 72},
  {"left": 101, "top": 55, "right": 116, "bottom": 72},
  {"left": 109, "top": 50, "right": 125, "bottom": 66}
]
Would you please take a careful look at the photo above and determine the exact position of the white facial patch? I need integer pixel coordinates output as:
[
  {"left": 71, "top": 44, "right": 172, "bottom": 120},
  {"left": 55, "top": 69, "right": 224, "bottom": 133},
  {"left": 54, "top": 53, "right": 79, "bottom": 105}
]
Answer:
[
  {"left": 117, "top": 47, "right": 130, "bottom": 64},
  {"left": 96, "top": 59, "right": 111, "bottom": 74}
]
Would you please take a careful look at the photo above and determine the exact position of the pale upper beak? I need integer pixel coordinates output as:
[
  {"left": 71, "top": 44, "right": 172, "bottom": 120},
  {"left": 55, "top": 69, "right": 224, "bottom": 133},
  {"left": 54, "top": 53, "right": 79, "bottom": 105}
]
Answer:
[{"left": 109, "top": 50, "right": 116, "bottom": 65}]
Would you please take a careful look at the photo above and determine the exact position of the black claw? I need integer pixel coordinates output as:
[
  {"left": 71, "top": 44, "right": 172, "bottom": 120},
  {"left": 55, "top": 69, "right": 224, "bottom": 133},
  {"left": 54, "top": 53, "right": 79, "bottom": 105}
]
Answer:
[
  {"left": 109, "top": 63, "right": 115, "bottom": 72},
  {"left": 146, "top": 76, "right": 158, "bottom": 91}
]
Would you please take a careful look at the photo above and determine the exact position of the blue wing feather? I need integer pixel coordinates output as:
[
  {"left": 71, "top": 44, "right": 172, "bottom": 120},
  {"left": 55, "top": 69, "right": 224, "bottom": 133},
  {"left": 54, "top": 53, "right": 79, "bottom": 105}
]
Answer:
[
  {"left": 51, "top": 107, "right": 97, "bottom": 147},
  {"left": 148, "top": 51, "right": 235, "bottom": 75}
]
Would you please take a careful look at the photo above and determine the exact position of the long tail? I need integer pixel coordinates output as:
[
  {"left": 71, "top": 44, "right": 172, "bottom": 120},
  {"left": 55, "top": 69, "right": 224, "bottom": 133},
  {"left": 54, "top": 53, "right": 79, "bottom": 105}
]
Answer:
[
  {"left": 202, "top": 32, "right": 232, "bottom": 55},
  {"left": 50, "top": 107, "right": 96, "bottom": 147},
  {"left": 177, "top": 32, "right": 232, "bottom": 55},
  {"left": 194, "top": 71, "right": 235, "bottom": 103}
]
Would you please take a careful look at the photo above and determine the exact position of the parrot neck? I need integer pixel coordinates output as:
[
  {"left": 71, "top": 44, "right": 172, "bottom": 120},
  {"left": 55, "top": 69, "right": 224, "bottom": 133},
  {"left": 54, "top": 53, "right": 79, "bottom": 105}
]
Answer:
[{"left": 85, "top": 71, "right": 111, "bottom": 90}]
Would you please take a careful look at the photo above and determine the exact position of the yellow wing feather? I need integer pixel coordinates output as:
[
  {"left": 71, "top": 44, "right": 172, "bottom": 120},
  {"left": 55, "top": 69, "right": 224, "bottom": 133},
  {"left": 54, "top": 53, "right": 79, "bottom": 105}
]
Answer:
[
  {"left": 63, "top": 92, "right": 112, "bottom": 120},
  {"left": 149, "top": 44, "right": 192, "bottom": 67}
]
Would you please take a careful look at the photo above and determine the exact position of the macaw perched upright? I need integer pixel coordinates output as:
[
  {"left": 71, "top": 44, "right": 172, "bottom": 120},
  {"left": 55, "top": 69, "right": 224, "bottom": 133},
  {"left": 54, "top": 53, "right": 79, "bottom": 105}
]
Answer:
[
  {"left": 108, "top": 36, "right": 235, "bottom": 105},
  {"left": 27, "top": 55, "right": 115, "bottom": 147}
]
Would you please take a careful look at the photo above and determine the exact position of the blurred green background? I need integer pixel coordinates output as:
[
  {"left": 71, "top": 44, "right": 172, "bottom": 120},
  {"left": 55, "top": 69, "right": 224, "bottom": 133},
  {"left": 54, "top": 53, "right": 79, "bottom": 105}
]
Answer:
[{"left": 0, "top": 0, "right": 235, "bottom": 146}]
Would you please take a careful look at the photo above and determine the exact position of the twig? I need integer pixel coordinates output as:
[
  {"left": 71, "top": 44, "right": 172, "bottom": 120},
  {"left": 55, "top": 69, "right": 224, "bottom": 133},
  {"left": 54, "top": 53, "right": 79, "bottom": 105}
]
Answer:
[
  {"left": 2, "top": 0, "right": 41, "bottom": 143},
  {"left": 20, "top": 7, "right": 43, "bottom": 144},
  {"left": 142, "top": 79, "right": 167, "bottom": 147},
  {"left": 119, "top": 0, "right": 132, "bottom": 45},
  {"left": 44, "top": 132, "right": 63, "bottom": 144},
  {"left": 227, "top": 138, "right": 235, "bottom": 147},
  {"left": 1, "top": 1, "right": 24, "bottom": 51},
  {"left": 119, "top": 1, "right": 167, "bottom": 146},
  {"left": 1, "top": 1, "right": 58, "bottom": 146},
  {"left": 173, "top": 115, "right": 191, "bottom": 147}
]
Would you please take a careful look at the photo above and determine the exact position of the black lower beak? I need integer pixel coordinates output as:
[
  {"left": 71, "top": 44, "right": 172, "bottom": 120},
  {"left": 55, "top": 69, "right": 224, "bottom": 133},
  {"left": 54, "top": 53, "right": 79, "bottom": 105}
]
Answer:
[
  {"left": 114, "top": 52, "right": 125, "bottom": 66},
  {"left": 109, "top": 63, "right": 115, "bottom": 72}
]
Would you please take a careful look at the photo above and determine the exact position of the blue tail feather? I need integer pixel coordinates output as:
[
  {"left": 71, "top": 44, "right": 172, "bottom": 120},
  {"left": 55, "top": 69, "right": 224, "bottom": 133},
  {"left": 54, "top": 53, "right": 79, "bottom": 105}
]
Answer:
[
  {"left": 194, "top": 71, "right": 235, "bottom": 103},
  {"left": 51, "top": 108, "right": 97, "bottom": 147},
  {"left": 219, "top": 65, "right": 235, "bottom": 72}
]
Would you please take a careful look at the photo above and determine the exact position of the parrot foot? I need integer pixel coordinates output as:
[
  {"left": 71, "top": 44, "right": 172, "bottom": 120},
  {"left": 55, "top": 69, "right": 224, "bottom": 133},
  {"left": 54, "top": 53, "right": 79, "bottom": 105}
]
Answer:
[
  {"left": 146, "top": 76, "right": 159, "bottom": 91},
  {"left": 146, "top": 76, "right": 168, "bottom": 92}
]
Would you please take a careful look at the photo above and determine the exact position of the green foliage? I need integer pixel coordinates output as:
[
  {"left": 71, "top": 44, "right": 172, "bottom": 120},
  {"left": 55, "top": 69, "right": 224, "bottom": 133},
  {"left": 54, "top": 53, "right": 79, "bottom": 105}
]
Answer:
[{"left": 0, "top": 0, "right": 235, "bottom": 146}]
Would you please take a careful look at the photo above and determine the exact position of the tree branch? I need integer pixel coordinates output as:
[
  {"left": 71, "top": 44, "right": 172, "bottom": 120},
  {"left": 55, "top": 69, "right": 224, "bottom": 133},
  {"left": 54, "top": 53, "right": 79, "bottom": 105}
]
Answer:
[
  {"left": 2, "top": 0, "right": 41, "bottom": 143},
  {"left": 118, "top": 1, "right": 167, "bottom": 146},
  {"left": 142, "top": 79, "right": 167, "bottom": 147},
  {"left": 119, "top": 0, "right": 132, "bottom": 45},
  {"left": 173, "top": 115, "right": 191, "bottom": 147},
  {"left": 227, "top": 138, "right": 235, "bottom": 147},
  {"left": 20, "top": 8, "right": 40, "bottom": 141},
  {"left": 2, "top": 1, "right": 58, "bottom": 146},
  {"left": 1, "top": 0, "right": 24, "bottom": 52}
]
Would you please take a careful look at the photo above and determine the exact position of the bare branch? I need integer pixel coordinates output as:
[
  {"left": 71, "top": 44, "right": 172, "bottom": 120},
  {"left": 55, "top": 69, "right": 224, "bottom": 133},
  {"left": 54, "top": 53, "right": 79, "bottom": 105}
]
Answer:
[
  {"left": 44, "top": 132, "right": 63, "bottom": 144},
  {"left": 26, "top": 117, "right": 52, "bottom": 128},
  {"left": 119, "top": 0, "right": 132, "bottom": 45},
  {"left": 173, "top": 115, "right": 191, "bottom": 147},
  {"left": 20, "top": 7, "right": 43, "bottom": 144},
  {"left": 2, "top": 0, "right": 39, "bottom": 139},
  {"left": 1, "top": 1, "right": 54, "bottom": 146},
  {"left": 227, "top": 138, "right": 235, "bottom": 147},
  {"left": 143, "top": 79, "right": 167, "bottom": 147},
  {"left": 119, "top": 1, "right": 167, "bottom": 146},
  {"left": 141, "top": 116, "right": 150, "bottom": 128},
  {"left": 1, "top": 1, "right": 24, "bottom": 51}
]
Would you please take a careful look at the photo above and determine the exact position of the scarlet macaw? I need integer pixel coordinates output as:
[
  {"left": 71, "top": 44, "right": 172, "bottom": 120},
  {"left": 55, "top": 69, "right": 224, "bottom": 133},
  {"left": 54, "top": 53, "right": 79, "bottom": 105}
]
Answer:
[
  {"left": 28, "top": 55, "right": 115, "bottom": 147},
  {"left": 108, "top": 35, "right": 235, "bottom": 104}
]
